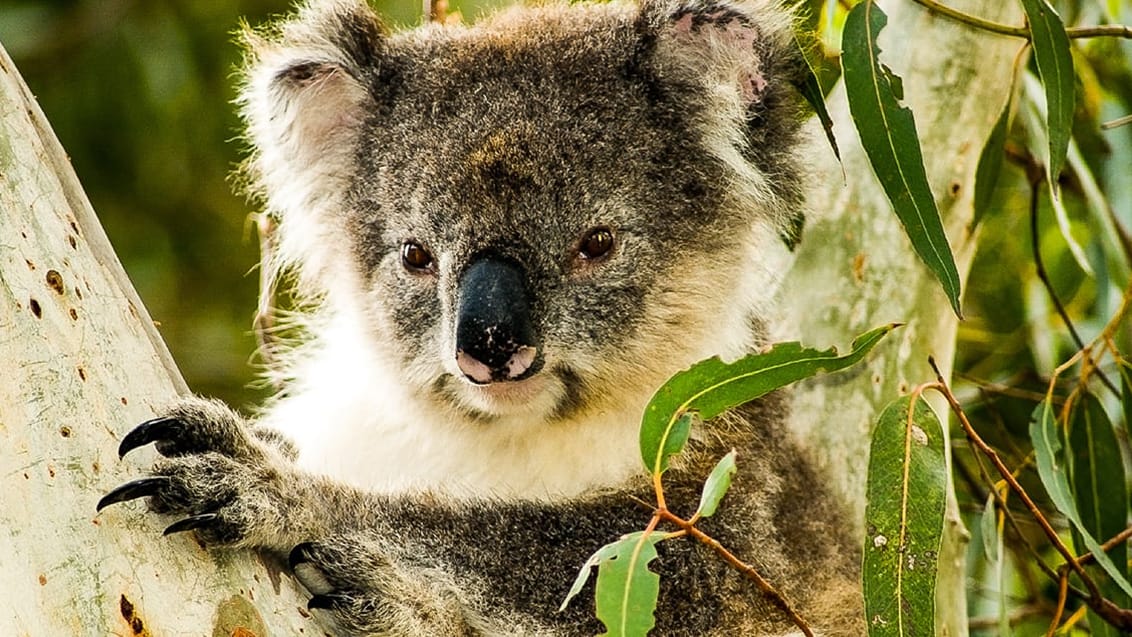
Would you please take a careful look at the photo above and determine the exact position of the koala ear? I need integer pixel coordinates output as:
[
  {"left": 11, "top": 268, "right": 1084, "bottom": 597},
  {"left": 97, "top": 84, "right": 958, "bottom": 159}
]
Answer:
[
  {"left": 641, "top": 0, "right": 806, "bottom": 249},
  {"left": 642, "top": 0, "right": 795, "bottom": 109},
  {"left": 239, "top": 0, "right": 386, "bottom": 280}
]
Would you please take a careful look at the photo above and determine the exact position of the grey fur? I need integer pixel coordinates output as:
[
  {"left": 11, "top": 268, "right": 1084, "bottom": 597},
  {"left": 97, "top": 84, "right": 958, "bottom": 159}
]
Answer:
[{"left": 103, "top": 0, "right": 863, "bottom": 635}]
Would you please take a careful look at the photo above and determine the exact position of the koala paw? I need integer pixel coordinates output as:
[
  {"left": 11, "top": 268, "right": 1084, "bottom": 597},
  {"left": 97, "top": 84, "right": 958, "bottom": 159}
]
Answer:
[
  {"left": 289, "top": 534, "right": 473, "bottom": 635},
  {"left": 97, "top": 397, "right": 294, "bottom": 548}
]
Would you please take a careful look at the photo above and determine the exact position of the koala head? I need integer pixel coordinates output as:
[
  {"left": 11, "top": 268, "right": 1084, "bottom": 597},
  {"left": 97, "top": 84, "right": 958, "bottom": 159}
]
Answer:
[{"left": 240, "top": 0, "right": 807, "bottom": 424}]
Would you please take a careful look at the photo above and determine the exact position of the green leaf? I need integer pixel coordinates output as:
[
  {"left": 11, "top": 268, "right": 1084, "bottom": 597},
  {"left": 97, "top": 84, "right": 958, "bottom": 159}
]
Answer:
[
  {"left": 1066, "top": 392, "right": 1130, "bottom": 636},
  {"left": 864, "top": 396, "right": 946, "bottom": 633},
  {"left": 979, "top": 491, "right": 998, "bottom": 563},
  {"left": 562, "top": 538, "right": 624, "bottom": 613},
  {"left": 863, "top": 396, "right": 947, "bottom": 637},
  {"left": 594, "top": 532, "right": 664, "bottom": 637},
  {"left": 695, "top": 450, "right": 737, "bottom": 519},
  {"left": 1019, "top": 0, "right": 1074, "bottom": 194},
  {"left": 980, "top": 492, "right": 1010, "bottom": 637},
  {"left": 1120, "top": 361, "right": 1132, "bottom": 431},
  {"left": 639, "top": 324, "right": 897, "bottom": 475},
  {"left": 792, "top": 32, "right": 840, "bottom": 164},
  {"left": 972, "top": 93, "right": 1012, "bottom": 230},
  {"left": 841, "top": 2, "right": 962, "bottom": 317},
  {"left": 1029, "top": 400, "right": 1132, "bottom": 598}
]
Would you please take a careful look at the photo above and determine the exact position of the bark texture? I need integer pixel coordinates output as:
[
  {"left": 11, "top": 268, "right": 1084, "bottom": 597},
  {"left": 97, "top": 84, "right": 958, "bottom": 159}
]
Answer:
[
  {"left": 782, "top": 1, "right": 1023, "bottom": 635},
  {"left": 0, "top": 43, "right": 316, "bottom": 635}
]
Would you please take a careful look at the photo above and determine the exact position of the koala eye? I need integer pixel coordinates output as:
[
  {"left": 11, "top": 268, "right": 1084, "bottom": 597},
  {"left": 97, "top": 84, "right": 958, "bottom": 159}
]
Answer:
[
  {"left": 401, "top": 241, "right": 434, "bottom": 272},
  {"left": 578, "top": 227, "right": 615, "bottom": 260}
]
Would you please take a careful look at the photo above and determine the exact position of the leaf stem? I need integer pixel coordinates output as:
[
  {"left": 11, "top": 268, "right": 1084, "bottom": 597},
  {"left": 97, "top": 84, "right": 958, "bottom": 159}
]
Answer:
[
  {"left": 1075, "top": 523, "right": 1132, "bottom": 567},
  {"left": 909, "top": 0, "right": 1026, "bottom": 38},
  {"left": 1027, "top": 177, "right": 1121, "bottom": 397},
  {"left": 1044, "top": 569, "right": 1069, "bottom": 637},
  {"left": 909, "top": 0, "right": 1132, "bottom": 40},
  {"left": 926, "top": 364, "right": 1096, "bottom": 590},
  {"left": 927, "top": 367, "right": 1132, "bottom": 630},
  {"left": 654, "top": 508, "right": 814, "bottom": 637}
]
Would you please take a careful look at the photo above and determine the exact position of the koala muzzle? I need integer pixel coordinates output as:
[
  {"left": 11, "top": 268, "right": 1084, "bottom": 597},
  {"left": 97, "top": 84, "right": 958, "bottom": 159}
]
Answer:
[{"left": 455, "top": 257, "right": 540, "bottom": 384}]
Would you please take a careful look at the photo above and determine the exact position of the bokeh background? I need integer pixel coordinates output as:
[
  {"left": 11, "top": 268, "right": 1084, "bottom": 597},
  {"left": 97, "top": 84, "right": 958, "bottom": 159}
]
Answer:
[{"left": 1, "top": 0, "right": 470, "bottom": 408}]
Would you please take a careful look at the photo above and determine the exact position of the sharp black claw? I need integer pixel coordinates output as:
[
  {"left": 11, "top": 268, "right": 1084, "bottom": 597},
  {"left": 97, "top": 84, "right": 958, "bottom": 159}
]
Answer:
[
  {"left": 307, "top": 594, "right": 340, "bottom": 611},
  {"left": 163, "top": 513, "right": 219, "bottom": 536},
  {"left": 118, "top": 416, "right": 180, "bottom": 459},
  {"left": 96, "top": 476, "right": 170, "bottom": 511},
  {"left": 289, "top": 542, "right": 314, "bottom": 569}
]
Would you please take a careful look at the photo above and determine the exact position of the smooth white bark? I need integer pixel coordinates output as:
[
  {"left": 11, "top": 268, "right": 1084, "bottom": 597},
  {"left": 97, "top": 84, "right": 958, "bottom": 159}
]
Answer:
[
  {"left": 0, "top": 43, "right": 316, "bottom": 635},
  {"left": 783, "top": 2, "right": 1023, "bottom": 636}
]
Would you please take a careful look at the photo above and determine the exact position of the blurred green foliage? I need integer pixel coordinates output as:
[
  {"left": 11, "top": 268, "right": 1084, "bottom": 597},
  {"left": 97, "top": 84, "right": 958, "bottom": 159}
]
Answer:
[{"left": 0, "top": 0, "right": 490, "bottom": 408}]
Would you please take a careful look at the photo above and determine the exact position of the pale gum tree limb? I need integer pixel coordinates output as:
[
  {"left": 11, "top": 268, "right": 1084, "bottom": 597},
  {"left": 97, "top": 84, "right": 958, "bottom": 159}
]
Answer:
[
  {"left": 0, "top": 44, "right": 316, "bottom": 634},
  {"left": 782, "top": 1, "right": 1023, "bottom": 636}
]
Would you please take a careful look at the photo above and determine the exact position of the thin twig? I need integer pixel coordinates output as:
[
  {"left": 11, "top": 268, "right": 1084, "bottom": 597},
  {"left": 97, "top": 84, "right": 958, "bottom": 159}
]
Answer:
[
  {"left": 930, "top": 364, "right": 1132, "bottom": 631},
  {"left": 1045, "top": 569, "right": 1069, "bottom": 637},
  {"left": 655, "top": 508, "right": 814, "bottom": 637},
  {"left": 1028, "top": 180, "right": 1087, "bottom": 357},
  {"left": 909, "top": 0, "right": 1132, "bottom": 40},
  {"left": 1027, "top": 178, "right": 1121, "bottom": 396},
  {"left": 927, "top": 364, "right": 1100, "bottom": 598},
  {"left": 1076, "top": 524, "right": 1132, "bottom": 568}
]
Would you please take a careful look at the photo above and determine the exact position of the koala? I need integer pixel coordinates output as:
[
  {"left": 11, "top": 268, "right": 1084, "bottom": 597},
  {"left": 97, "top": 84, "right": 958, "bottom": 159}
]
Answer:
[{"left": 98, "top": 0, "right": 864, "bottom": 635}]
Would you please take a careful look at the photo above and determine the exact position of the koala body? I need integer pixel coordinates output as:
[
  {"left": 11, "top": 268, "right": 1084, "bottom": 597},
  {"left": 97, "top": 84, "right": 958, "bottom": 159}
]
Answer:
[{"left": 99, "top": 0, "right": 864, "bottom": 634}]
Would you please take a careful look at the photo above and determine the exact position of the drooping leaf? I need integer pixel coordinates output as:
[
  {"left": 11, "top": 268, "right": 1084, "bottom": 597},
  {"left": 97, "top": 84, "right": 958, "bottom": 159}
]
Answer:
[
  {"left": 1066, "top": 392, "right": 1130, "bottom": 636},
  {"left": 841, "top": 2, "right": 962, "bottom": 317},
  {"left": 1019, "top": 0, "right": 1074, "bottom": 194},
  {"left": 695, "top": 450, "right": 737, "bottom": 519},
  {"left": 979, "top": 492, "right": 1009, "bottom": 637},
  {"left": 863, "top": 396, "right": 947, "bottom": 637},
  {"left": 562, "top": 538, "right": 625, "bottom": 612},
  {"left": 979, "top": 491, "right": 998, "bottom": 563},
  {"left": 1029, "top": 400, "right": 1132, "bottom": 598},
  {"left": 1120, "top": 361, "right": 1132, "bottom": 431},
  {"left": 593, "top": 532, "right": 664, "bottom": 637},
  {"left": 792, "top": 32, "right": 840, "bottom": 164},
  {"left": 639, "top": 324, "right": 897, "bottom": 475},
  {"left": 972, "top": 93, "right": 1013, "bottom": 230},
  {"left": 1050, "top": 187, "right": 1095, "bottom": 276}
]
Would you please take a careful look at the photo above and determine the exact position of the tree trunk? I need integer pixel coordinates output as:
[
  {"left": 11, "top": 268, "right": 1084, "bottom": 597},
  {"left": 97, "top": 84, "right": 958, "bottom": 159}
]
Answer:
[
  {"left": 0, "top": 43, "right": 317, "bottom": 635},
  {"left": 783, "top": 1, "right": 1022, "bottom": 635}
]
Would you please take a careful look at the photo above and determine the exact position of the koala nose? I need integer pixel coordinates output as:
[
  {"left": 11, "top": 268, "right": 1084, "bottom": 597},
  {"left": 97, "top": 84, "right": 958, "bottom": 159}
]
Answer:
[{"left": 454, "top": 257, "right": 541, "bottom": 384}]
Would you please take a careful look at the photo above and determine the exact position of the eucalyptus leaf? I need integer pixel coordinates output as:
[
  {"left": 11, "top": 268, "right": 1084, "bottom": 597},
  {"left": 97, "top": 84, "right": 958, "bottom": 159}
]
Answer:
[
  {"left": 979, "top": 492, "right": 1009, "bottom": 637},
  {"left": 1067, "top": 392, "right": 1130, "bottom": 635},
  {"left": 1019, "top": 0, "right": 1074, "bottom": 194},
  {"left": 979, "top": 492, "right": 998, "bottom": 564},
  {"left": 1029, "top": 400, "right": 1132, "bottom": 598},
  {"left": 841, "top": 1, "right": 962, "bottom": 317},
  {"left": 639, "top": 324, "right": 896, "bottom": 475},
  {"left": 792, "top": 32, "right": 840, "bottom": 164},
  {"left": 562, "top": 536, "right": 623, "bottom": 612},
  {"left": 593, "top": 532, "right": 664, "bottom": 637},
  {"left": 863, "top": 396, "right": 947, "bottom": 637},
  {"left": 1120, "top": 361, "right": 1132, "bottom": 430},
  {"left": 695, "top": 450, "right": 737, "bottom": 519},
  {"left": 972, "top": 94, "right": 1012, "bottom": 230}
]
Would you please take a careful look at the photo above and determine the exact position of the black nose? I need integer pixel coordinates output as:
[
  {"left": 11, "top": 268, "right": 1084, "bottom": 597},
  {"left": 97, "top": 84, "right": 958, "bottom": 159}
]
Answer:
[{"left": 454, "top": 257, "right": 541, "bottom": 384}]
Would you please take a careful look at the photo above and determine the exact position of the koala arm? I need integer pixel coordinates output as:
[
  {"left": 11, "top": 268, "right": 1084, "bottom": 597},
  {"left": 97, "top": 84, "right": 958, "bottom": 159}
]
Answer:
[{"left": 98, "top": 397, "right": 786, "bottom": 636}]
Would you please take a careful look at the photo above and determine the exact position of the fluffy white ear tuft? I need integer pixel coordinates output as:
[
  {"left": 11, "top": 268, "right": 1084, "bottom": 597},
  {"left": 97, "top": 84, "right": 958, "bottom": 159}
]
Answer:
[
  {"left": 238, "top": 0, "right": 384, "bottom": 285},
  {"left": 644, "top": 0, "right": 794, "bottom": 109}
]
